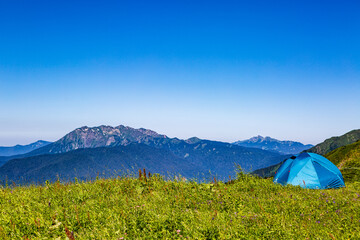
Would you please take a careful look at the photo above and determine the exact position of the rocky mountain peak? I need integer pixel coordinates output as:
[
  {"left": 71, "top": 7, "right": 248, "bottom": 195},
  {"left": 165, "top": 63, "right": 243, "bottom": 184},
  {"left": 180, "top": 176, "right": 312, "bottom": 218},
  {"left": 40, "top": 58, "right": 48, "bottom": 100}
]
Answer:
[
  {"left": 47, "top": 125, "right": 169, "bottom": 154},
  {"left": 185, "top": 137, "right": 202, "bottom": 144},
  {"left": 248, "top": 135, "right": 267, "bottom": 143}
]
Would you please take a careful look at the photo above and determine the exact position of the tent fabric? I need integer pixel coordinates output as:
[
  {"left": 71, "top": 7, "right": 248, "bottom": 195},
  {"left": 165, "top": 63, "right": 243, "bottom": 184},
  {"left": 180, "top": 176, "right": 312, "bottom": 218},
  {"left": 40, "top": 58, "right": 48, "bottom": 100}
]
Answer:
[{"left": 273, "top": 152, "right": 345, "bottom": 189}]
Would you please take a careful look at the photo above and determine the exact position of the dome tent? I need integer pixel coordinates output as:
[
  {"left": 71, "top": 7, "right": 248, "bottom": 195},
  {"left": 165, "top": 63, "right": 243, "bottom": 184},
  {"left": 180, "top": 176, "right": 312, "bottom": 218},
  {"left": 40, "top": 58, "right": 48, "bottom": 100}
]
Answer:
[{"left": 273, "top": 152, "right": 345, "bottom": 189}]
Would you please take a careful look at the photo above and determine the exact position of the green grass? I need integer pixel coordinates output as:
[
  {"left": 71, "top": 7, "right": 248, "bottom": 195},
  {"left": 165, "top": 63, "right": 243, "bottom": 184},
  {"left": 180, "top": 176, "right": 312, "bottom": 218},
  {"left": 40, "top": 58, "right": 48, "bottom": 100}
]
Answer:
[{"left": 1, "top": 173, "right": 360, "bottom": 239}]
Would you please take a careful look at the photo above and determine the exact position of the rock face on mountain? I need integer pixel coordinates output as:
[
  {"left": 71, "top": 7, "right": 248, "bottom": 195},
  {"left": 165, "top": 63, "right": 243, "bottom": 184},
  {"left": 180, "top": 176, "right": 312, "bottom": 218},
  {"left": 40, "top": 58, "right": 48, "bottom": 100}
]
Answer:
[
  {"left": 41, "top": 125, "right": 168, "bottom": 154},
  {"left": 0, "top": 140, "right": 51, "bottom": 157},
  {"left": 0, "top": 125, "right": 288, "bottom": 183},
  {"left": 307, "top": 129, "right": 360, "bottom": 155},
  {"left": 0, "top": 125, "right": 170, "bottom": 163},
  {"left": 233, "top": 136, "right": 313, "bottom": 155}
]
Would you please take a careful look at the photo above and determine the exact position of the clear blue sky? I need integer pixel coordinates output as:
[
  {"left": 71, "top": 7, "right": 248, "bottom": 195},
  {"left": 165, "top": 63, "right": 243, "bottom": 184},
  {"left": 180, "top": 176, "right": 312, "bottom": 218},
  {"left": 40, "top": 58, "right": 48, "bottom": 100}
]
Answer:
[{"left": 0, "top": 0, "right": 359, "bottom": 146}]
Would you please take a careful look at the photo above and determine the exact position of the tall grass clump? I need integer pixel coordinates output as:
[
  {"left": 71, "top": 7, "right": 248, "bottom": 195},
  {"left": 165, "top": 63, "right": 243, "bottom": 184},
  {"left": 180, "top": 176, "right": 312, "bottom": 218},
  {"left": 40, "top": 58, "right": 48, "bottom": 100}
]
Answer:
[{"left": 0, "top": 170, "right": 359, "bottom": 239}]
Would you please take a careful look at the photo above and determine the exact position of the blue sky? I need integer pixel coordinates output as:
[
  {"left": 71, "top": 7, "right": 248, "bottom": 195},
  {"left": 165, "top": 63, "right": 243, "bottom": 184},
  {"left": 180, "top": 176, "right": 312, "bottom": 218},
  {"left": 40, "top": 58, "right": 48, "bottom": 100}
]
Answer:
[{"left": 0, "top": 0, "right": 359, "bottom": 145}]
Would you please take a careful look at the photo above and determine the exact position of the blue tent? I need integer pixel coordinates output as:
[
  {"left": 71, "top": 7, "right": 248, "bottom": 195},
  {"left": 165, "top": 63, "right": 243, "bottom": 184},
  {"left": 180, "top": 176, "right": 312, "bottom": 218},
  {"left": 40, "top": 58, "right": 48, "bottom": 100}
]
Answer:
[{"left": 273, "top": 152, "right": 345, "bottom": 189}]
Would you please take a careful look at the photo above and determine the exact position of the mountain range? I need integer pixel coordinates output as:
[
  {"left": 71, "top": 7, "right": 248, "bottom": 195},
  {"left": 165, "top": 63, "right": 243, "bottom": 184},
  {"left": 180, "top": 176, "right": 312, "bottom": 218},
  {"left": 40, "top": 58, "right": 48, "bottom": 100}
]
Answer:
[
  {"left": 0, "top": 125, "right": 289, "bottom": 184},
  {"left": 1, "top": 126, "right": 358, "bottom": 184},
  {"left": 0, "top": 140, "right": 51, "bottom": 157},
  {"left": 233, "top": 136, "right": 313, "bottom": 155}
]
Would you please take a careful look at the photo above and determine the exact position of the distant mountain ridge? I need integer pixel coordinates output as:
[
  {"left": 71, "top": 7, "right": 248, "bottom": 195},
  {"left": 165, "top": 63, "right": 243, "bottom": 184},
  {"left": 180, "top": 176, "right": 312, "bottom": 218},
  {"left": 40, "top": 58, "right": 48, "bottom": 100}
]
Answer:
[
  {"left": 307, "top": 129, "right": 360, "bottom": 155},
  {"left": 0, "top": 140, "right": 51, "bottom": 157},
  {"left": 0, "top": 125, "right": 288, "bottom": 183},
  {"left": 233, "top": 136, "right": 313, "bottom": 155}
]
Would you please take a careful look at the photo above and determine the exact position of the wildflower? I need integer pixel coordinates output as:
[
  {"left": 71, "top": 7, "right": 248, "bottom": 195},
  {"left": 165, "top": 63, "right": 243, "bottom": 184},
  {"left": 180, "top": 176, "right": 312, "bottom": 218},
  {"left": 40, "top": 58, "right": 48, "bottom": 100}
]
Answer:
[
  {"left": 176, "top": 230, "right": 181, "bottom": 233},
  {"left": 316, "top": 221, "right": 320, "bottom": 223}
]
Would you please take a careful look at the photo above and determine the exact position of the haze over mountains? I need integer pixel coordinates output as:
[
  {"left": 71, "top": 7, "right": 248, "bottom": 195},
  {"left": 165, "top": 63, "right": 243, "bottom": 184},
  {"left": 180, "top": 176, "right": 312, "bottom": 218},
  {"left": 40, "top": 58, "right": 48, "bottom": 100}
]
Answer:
[
  {"left": 0, "top": 125, "right": 292, "bottom": 184},
  {"left": 0, "top": 140, "right": 51, "bottom": 157},
  {"left": 233, "top": 136, "right": 313, "bottom": 155}
]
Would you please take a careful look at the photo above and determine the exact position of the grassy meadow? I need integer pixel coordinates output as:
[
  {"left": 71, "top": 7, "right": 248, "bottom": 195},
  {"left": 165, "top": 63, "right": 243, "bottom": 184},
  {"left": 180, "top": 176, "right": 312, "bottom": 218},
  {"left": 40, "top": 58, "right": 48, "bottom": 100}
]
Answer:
[{"left": 0, "top": 171, "right": 359, "bottom": 239}]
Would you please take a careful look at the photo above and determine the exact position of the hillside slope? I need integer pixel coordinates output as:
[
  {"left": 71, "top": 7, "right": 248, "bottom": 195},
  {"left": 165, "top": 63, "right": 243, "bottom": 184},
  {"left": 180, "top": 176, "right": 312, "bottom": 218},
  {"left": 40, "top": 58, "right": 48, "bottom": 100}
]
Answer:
[
  {"left": 325, "top": 141, "right": 360, "bottom": 182},
  {"left": 307, "top": 129, "right": 360, "bottom": 155},
  {"left": 251, "top": 161, "right": 284, "bottom": 178}
]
